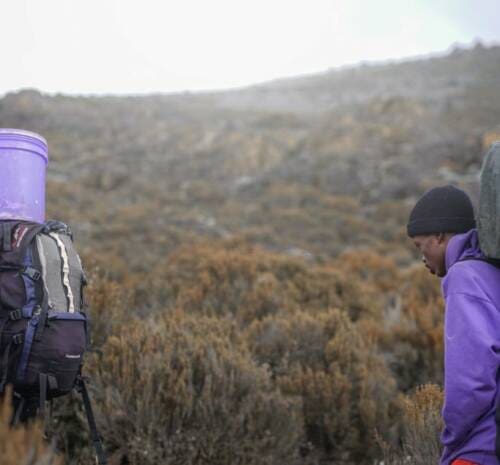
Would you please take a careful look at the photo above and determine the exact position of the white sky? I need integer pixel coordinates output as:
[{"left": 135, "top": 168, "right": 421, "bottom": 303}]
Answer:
[{"left": 1, "top": 0, "right": 499, "bottom": 96}]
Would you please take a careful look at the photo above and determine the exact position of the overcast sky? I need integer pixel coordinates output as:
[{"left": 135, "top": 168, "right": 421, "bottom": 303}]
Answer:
[{"left": 1, "top": 0, "right": 499, "bottom": 96}]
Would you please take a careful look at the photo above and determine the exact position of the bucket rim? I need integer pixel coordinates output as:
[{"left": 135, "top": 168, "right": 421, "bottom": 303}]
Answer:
[{"left": 0, "top": 128, "right": 48, "bottom": 147}]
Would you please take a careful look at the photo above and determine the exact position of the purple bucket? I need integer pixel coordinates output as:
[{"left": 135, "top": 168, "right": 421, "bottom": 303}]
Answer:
[{"left": 0, "top": 129, "right": 48, "bottom": 223}]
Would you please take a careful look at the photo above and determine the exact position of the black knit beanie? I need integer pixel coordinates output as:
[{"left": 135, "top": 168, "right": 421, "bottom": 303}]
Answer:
[{"left": 407, "top": 185, "right": 476, "bottom": 237}]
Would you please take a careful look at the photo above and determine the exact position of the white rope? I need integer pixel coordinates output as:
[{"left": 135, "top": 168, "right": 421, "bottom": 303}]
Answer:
[{"left": 49, "top": 233, "right": 75, "bottom": 313}]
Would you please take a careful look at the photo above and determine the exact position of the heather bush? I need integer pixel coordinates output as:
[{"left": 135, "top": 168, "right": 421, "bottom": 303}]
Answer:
[
  {"left": 380, "top": 384, "right": 443, "bottom": 465},
  {"left": 381, "top": 265, "right": 444, "bottom": 390},
  {"left": 332, "top": 249, "right": 401, "bottom": 321},
  {"left": 85, "top": 265, "right": 132, "bottom": 347},
  {"left": 0, "top": 388, "right": 61, "bottom": 465},
  {"left": 2, "top": 241, "right": 446, "bottom": 465},
  {"left": 248, "top": 309, "right": 401, "bottom": 462},
  {"left": 333, "top": 249, "right": 399, "bottom": 294},
  {"left": 51, "top": 395, "right": 95, "bottom": 465},
  {"left": 149, "top": 242, "right": 371, "bottom": 323},
  {"left": 86, "top": 310, "right": 304, "bottom": 465}
]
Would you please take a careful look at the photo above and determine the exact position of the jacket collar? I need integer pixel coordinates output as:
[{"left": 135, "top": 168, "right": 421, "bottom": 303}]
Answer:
[{"left": 445, "top": 228, "right": 484, "bottom": 273}]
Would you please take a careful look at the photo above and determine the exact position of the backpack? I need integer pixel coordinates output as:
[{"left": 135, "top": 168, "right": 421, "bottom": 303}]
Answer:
[
  {"left": 478, "top": 141, "right": 500, "bottom": 262},
  {"left": 477, "top": 141, "right": 500, "bottom": 460},
  {"left": 0, "top": 219, "right": 106, "bottom": 464}
]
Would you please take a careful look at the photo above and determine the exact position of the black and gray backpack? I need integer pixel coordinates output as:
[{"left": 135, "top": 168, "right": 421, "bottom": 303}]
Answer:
[
  {"left": 0, "top": 219, "right": 106, "bottom": 464},
  {"left": 478, "top": 141, "right": 500, "bottom": 265},
  {"left": 477, "top": 141, "right": 500, "bottom": 460}
]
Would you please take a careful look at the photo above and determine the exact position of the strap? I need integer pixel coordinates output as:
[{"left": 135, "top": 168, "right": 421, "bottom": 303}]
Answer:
[
  {"left": 0, "top": 334, "right": 23, "bottom": 393},
  {"left": 76, "top": 376, "right": 107, "bottom": 465},
  {"left": 34, "top": 305, "right": 49, "bottom": 343},
  {"left": 2, "top": 223, "right": 12, "bottom": 252},
  {"left": 0, "top": 317, "right": 7, "bottom": 355},
  {"left": 33, "top": 237, "right": 50, "bottom": 343},
  {"left": 80, "top": 274, "right": 91, "bottom": 348},
  {"left": 9, "top": 309, "right": 22, "bottom": 321},
  {"left": 46, "top": 398, "right": 54, "bottom": 438},
  {"left": 39, "top": 373, "right": 57, "bottom": 437},
  {"left": 0, "top": 340, "right": 13, "bottom": 393},
  {"left": 11, "top": 396, "right": 26, "bottom": 426},
  {"left": 0, "top": 264, "right": 23, "bottom": 272},
  {"left": 39, "top": 372, "right": 48, "bottom": 418},
  {"left": 22, "top": 266, "right": 41, "bottom": 281},
  {"left": 85, "top": 315, "right": 91, "bottom": 348},
  {"left": 485, "top": 257, "right": 500, "bottom": 268},
  {"left": 458, "top": 256, "right": 500, "bottom": 269},
  {"left": 17, "top": 318, "right": 37, "bottom": 381}
]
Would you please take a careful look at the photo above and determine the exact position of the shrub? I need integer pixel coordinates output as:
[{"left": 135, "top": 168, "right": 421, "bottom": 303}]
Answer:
[
  {"left": 85, "top": 266, "right": 132, "bottom": 348},
  {"left": 248, "top": 309, "right": 401, "bottom": 463},
  {"left": 149, "top": 242, "right": 371, "bottom": 324},
  {"left": 380, "top": 384, "right": 443, "bottom": 465},
  {"left": 381, "top": 265, "right": 444, "bottom": 391},
  {"left": 334, "top": 249, "right": 399, "bottom": 294},
  {"left": 87, "top": 310, "right": 304, "bottom": 465},
  {"left": 0, "top": 388, "right": 62, "bottom": 465},
  {"left": 332, "top": 249, "right": 401, "bottom": 321}
]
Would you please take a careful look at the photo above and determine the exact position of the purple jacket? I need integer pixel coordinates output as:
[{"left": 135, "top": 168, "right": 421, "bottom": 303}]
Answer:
[{"left": 440, "top": 229, "right": 500, "bottom": 465}]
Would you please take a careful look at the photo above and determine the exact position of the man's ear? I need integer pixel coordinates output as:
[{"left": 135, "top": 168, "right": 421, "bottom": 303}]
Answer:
[
  {"left": 437, "top": 232, "right": 455, "bottom": 246},
  {"left": 436, "top": 232, "right": 447, "bottom": 245}
]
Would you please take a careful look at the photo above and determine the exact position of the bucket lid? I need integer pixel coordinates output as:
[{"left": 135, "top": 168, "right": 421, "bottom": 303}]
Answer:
[{"left": 0, "top": 128, "right": 48, "bottom": 163}]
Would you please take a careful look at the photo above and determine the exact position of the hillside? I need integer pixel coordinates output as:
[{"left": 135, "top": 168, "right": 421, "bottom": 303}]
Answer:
[
  {"left": 1, "top": 43, "right": 500, "bottom": 465},
  {"left": 1, "top": 44, "right": 499, "bottom": 269}
]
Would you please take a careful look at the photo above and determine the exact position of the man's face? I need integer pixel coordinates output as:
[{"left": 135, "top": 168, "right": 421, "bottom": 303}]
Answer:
[{"left": 412, "top": 234, "right": 448, "bottom": 277}]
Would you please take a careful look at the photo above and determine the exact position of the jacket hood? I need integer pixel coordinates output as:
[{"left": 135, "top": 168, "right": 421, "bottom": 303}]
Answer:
[{"left": 445, "top": 229, "right": 484, "bottom": 273}]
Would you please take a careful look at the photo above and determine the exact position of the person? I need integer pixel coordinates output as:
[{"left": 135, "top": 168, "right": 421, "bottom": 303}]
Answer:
[{"left": 407, "top": 185, "right": 500, "bottom": 465}]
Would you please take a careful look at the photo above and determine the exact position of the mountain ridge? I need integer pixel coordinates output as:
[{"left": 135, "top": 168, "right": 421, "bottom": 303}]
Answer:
[{"left": 0, "top": 44, "right": 499, "bottom": 268}]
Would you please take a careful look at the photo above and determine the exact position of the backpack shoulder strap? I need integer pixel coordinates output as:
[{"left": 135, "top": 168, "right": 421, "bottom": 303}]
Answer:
[{"left": 457, "top": 256, "right": 500, "bottom": 269}]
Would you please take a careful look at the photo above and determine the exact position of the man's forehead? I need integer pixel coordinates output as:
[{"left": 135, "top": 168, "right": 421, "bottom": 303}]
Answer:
[{"left": 413, "top": 234, "right": 434, "bottom": 245}]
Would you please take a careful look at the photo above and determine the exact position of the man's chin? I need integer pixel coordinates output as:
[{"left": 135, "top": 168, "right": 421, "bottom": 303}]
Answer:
[{"left": 427, "top": 267, "right": 444, "bottom": 277}]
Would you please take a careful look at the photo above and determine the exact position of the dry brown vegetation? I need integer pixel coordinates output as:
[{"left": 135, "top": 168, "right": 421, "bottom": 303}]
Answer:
[
  {"left": 0, "top": 388, "right": 61, "bottom": 465},
  {"left": 50, "top": 243, "right": 445, "bottom": 465},
  {"left": 380, "top": 384, "right": 444, "bottom": 465},
  {"left": 2, "top": 44, "right": 500, "bottom": 464}
]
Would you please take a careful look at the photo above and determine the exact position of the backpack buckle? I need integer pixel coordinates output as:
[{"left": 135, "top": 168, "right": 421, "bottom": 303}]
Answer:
[
  {"left": 22, "top": 266, "right": 41, "bottom": 281},
  {"left": 9, "top": 309, "right": 22, "bottom": 321},
  {"left": 12, "top": 334, "right": 24, "bottom": 345}
]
